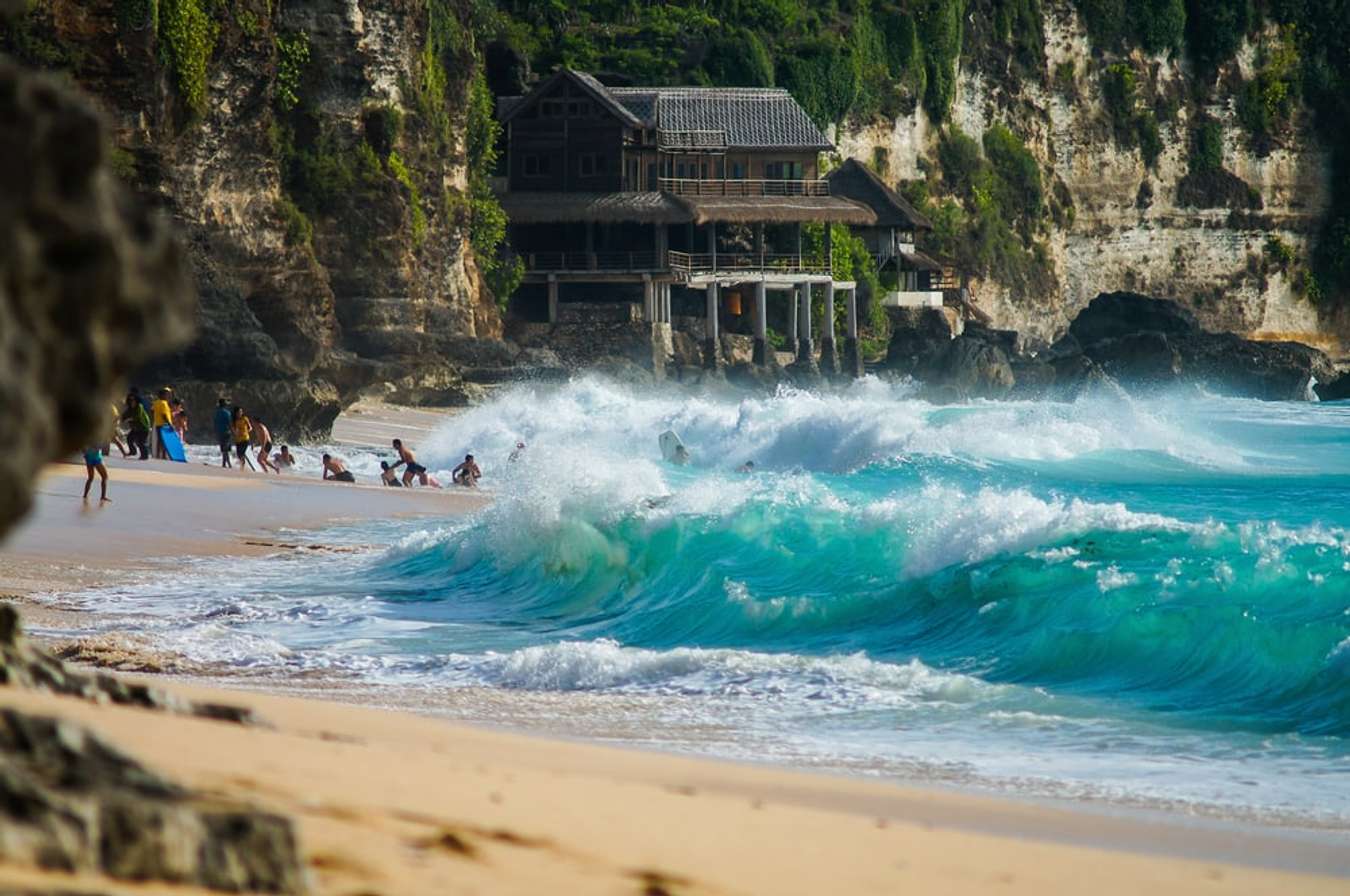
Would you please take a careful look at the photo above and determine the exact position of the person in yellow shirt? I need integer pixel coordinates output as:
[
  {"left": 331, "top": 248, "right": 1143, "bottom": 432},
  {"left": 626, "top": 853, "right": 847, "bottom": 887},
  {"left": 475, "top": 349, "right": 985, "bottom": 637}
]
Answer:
[
  {"left": 150, "top": 388, "right": 173, "bottom": 459},
  {"left": 231, "top": 406, "right": 254, "bottom": 470}
]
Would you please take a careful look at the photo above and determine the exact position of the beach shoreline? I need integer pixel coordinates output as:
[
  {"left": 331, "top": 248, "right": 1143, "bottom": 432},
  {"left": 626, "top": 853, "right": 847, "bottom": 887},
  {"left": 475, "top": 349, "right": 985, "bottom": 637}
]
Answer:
[{"left": 2, "top": 430, "right": 1347, "bottom": 892}]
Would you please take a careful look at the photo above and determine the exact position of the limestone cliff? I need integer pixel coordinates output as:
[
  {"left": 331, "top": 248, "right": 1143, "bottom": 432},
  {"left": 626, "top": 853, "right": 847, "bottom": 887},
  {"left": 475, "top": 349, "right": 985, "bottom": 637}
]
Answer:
[
  {"left": 3, "top": 0, "right": 502, "bottom": 437},
  {"left": 836, "top": 0, "right": 1348, "bottom": 358}
]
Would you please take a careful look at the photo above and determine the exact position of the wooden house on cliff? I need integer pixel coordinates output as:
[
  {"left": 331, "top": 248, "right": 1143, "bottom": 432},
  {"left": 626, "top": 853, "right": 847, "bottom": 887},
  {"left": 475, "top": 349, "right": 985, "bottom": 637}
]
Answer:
[{"left": 495, "top": 69, "right": 878, "bottom": 372}]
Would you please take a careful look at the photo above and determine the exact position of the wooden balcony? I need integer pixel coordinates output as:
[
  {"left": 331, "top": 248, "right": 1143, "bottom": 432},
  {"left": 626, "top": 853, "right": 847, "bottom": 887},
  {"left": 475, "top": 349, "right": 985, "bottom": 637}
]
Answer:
[
  {"left": 667, "top": 251, "right": 833, "bottom": 275},
  {"left": 656, "top": 178, "right": 831, "bottom": 197},
  {"left": 521, "top": 251, "right": 665, "bottom": 273}
]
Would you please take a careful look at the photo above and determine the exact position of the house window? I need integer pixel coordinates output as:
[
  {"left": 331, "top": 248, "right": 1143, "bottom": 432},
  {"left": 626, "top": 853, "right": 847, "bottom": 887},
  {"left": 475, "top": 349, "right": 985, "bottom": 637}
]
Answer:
[
  {"left": 700, "top": 163, "right": 709, "bottom": 179},
  {"left": 523, "top": 155, "right": 547, "bottom": 177},
  {"left": 579, "top": 153, "right": 605, "bottom": 177},
  {"left": 541, "top": 99, "right": 566, "bottom": 118},
  {"left": 765, "top": 161, "right": 804, "bottom": 180},
  {"left": 731, "top": 162, "right": 744, "bottom": 179},
  {"left": 676, "top": 162, "right": 686, "bottom": 178}
]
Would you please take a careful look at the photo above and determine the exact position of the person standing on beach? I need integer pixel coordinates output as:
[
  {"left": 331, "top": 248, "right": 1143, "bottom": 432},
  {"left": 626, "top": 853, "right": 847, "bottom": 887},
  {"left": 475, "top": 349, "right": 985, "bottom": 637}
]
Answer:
[
  {"left": 253, "top": 418, "right": 278, "bottom": 474},
  {"left": 389, "top": 439, "right": 429, "bottom": 487},
  {"left": 122, "top": 393, "right": 150, "bottom": 460},
  {"left": 213, "top": 399, "right": 233, "bottom": 468},
  {"left": 322, "top": 454, "right": 356, "bottom": 483},
  {"left": 231, "top": 406, "right": 253, "bottom": 469},
  {"left": 151, "top": 388, "right": 173, "bottom": 459},
  {"left": 109, "top": 402, "right": 129, "bottom": 458},
  {"left": 82, "top": 446, "right": 109, "bottom": 503},
  {"left": 171, "top": 398, "right": 188, "bottom": 442}
]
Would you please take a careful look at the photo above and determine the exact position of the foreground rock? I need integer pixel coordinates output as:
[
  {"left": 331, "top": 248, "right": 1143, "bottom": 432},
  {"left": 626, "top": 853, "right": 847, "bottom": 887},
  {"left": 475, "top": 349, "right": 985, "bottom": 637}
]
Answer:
[
  {"left": 0, "top": 606, "right": 303, "bottom": 891},
  {"left": 0, "top": 59, "right": 194, "bottom": 538},
  {"left": 0, "top": 708, "right": 303, "bottom": 892}
]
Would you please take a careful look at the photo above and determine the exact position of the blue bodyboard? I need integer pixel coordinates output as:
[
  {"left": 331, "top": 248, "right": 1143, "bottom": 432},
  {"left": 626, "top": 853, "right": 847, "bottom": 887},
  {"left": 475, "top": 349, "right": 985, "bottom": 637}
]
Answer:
[{"left": 159, "top": 425, "right": 187, "bottom": 463}]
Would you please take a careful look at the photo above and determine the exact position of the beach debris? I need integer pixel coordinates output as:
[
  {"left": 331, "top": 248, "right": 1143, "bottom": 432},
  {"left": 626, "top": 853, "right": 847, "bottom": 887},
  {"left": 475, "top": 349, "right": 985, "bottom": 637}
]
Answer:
[
  {"left": 0, "top": 708, "right": 304, "bottom": 893},
  {"left": 0, "top": 605, "right": 258, "bottom": 726}
]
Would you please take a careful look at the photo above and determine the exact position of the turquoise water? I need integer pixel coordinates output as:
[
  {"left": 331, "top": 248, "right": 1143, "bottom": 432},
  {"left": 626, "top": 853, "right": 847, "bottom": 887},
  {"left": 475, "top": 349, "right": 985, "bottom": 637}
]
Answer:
[{"left": 64, "top": 379, "right": 1350, "bottom": 825}]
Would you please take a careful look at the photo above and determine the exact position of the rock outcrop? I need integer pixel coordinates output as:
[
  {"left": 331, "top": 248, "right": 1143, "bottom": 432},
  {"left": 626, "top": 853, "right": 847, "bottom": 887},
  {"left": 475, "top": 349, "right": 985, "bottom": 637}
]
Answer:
[
  {"left": 0, "top": 56, "right": 194, "bottom": 539},
  {"left": 4, "top": 0, "right": 503, "bottom": 440},
  {"left": 883, "top": 292, "right": 1333, "bottom": 402}
]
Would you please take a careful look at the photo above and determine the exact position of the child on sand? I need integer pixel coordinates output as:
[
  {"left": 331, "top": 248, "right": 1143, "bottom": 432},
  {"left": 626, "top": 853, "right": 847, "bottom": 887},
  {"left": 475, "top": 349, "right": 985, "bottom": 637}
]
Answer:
[
  {"left": 82, "top": 446, "right": 109, "bottom": 503},
  {"left": 172, "top": 398, "right": 188, "bottom": 441}
]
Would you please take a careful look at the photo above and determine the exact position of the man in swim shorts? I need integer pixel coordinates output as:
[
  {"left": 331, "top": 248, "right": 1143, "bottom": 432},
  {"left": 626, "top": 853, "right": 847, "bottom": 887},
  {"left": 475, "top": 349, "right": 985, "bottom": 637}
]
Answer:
[
  {"left": 322, "top": 454, "right": 356, "bottom": 483},
  {"left": 390, "top": 439, "right": 429, "bottom": 487}
]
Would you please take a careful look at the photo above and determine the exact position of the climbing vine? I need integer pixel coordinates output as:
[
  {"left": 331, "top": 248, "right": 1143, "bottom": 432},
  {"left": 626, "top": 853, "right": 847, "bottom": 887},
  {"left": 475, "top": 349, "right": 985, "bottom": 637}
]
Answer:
[
  {"left": 158, "top": 0, "right": 216, "bottom": 118},
  {"left": 274, "top": 30, "right": 309, "bottom": 112}
]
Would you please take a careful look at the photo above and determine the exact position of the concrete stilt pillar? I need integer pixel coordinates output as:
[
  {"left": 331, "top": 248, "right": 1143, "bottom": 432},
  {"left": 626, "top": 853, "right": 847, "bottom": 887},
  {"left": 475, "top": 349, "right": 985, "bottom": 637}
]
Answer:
[
  {"left": 752, "top": 281, "right": 769, "bottom": 366},
  {"left": 843, "top": 286, "right": 863, "bottom": 378},
  {"left": 703, "top": 282, "right": 721, "bottom": 368},
  {"left": 547, "top": 275, "right": 559, "bottom": 324},
  {"left": 820, "top": 280, "right": 839, "bottom": 374},
  {"left": 796, "top": 282, "right": 814, "bottom": 364},
  {"left": 642, "top": 274, "right": 653, "bottom": 322},
  {"left": 788, "top": 286, "right": 798, "bottom": 345}
]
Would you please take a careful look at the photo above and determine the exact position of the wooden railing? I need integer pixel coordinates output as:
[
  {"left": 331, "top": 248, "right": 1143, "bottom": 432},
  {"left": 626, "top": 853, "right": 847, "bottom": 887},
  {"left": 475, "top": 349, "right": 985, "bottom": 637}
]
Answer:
[
  {"left": 522, "top": 251, "right": 664, "bottom": 272},
  {"left": 657, "top": 178, "right": 831, "bottom": 197},
  {"left": 667, "top": 251, "right": 833, "bottom": 275}
]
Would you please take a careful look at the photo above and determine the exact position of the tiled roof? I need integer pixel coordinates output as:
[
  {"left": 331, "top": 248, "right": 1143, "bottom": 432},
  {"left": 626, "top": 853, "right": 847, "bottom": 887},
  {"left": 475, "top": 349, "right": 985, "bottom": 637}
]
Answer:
[
  {"left": 610, "top": 86, "right": 832, "bottom": 151},
  {"left": 497, "top": 70, "right": 832, "bottom": 151}
]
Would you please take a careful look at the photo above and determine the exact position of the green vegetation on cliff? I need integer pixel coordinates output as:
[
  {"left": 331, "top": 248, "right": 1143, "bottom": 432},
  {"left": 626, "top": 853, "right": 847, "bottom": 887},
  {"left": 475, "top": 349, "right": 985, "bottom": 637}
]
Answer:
[{"left": 491, "top": 1, "right": 1020, "bottom": 126}]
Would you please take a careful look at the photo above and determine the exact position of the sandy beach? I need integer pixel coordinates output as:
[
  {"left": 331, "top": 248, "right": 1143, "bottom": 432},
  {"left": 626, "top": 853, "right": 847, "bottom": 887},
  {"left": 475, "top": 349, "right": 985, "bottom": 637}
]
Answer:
[{"left": 0, "top": 411, "right": 1346, "bottom": 894}]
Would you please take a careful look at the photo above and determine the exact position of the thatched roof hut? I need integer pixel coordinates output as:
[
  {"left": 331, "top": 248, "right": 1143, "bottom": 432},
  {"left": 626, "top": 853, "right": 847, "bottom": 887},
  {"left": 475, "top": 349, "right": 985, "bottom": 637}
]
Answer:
[{"left": 826, "top": 159, "right": 932, "bottom": 230}]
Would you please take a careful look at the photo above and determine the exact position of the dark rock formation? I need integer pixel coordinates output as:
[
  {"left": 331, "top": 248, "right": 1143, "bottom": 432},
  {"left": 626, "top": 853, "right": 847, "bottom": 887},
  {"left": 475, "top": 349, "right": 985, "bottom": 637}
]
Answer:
[
  {"left": 0, "top": 58, "right": 194, "bottom": 539},
  {"left": 0, "top": 708, "right": 303, "bottom": 892},
  {"left": 922, "top": 335, "right": 1015, "bottom": 399},
  {"left": 879, "top": 291, "right": 1331, "bottom": 402},
  {"left": 1070, "top": 292, "right": 1332, "bottom": 400},
  {"left": 1315, "top": 371, "right": 1350, "bottom": 401}
]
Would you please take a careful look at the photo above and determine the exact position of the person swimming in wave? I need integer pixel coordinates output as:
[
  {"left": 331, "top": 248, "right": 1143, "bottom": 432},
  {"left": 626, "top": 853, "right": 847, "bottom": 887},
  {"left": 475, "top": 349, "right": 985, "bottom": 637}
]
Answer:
[
  {"left": 451, "top": 454, "right": 481, "bottom": 487},
  {"left": 673, "top": 444, "right": 690, "bottom": 465},
  {"left": 322, "top": 454, "right": 355, "bottom": 483},
  {"left": 508, "top": 441, "right": 526, "bottom": 462},
  {"left": 736, "top": 460, "right": 756, "bottom": 473}
]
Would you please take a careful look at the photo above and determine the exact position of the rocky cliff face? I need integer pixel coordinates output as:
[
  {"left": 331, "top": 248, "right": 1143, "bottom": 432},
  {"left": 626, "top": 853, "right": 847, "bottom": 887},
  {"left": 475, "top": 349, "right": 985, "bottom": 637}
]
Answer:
[
  {"left": 837, "top": 0, "right": 1348, "bottom": 358},
  {"left": 5, "top": 0, "right": 501, "bottom": 438}
]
